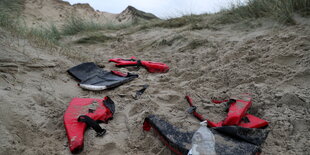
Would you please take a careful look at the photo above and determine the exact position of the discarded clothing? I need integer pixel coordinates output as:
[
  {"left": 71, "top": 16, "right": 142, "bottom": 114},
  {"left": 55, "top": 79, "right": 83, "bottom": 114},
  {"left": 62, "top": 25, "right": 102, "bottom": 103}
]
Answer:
[
  {"left": 64, "top": 96, "right": 115, "bottom": 153},
  {"left": 68, "top": 62, "right": 138, "bottom": 91},
  {"left": 143, "top": 115, "right": 269, "bottom": 155}
]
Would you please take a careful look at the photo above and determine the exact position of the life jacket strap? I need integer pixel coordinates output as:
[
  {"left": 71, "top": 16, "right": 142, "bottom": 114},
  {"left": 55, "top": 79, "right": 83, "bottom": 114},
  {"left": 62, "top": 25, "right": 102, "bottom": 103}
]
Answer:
[{"left": 78, "top": 115, "right": 106, "bottom": 136}]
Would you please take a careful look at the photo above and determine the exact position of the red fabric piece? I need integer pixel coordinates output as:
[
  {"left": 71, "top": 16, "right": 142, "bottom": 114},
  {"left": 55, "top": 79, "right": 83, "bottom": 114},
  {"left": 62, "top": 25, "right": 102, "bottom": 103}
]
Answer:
[
  {"left": 143, "top": 120, "right": 152, "bottom": 131},
  {"left": 111, "top": 70, "right": 127, "bottom": 77},
  {"left": 222, "top": 99, "right": 252, "bottom": 126}
]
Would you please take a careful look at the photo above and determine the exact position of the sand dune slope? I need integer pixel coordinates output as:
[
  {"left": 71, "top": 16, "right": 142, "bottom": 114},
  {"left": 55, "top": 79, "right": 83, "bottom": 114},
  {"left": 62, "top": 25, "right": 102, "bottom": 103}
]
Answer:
[{"left": 0, "top": 1, "right": 310, "bottom": 155}]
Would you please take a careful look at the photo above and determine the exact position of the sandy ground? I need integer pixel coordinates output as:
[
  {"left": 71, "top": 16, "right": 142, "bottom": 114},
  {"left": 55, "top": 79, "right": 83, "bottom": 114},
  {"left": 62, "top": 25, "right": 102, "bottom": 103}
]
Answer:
[{"left": 1, "top": 2, "right": 310, "bottom": 155}]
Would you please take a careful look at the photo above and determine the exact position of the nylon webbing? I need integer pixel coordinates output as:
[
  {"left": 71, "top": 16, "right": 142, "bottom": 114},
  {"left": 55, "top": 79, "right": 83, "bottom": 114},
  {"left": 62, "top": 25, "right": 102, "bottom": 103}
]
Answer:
[{"left": 78, "top": 115, "right": 106, "bottom": 136}]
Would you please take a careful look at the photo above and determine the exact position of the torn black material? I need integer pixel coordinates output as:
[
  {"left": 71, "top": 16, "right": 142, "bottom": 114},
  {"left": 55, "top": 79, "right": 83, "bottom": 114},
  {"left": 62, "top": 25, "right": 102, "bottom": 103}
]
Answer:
[
  {"left": 143, "top": 115, "right": 269, "bottom": 155},
  {"left": 133, "top": 84, "right": 149, "bottom": 100}
]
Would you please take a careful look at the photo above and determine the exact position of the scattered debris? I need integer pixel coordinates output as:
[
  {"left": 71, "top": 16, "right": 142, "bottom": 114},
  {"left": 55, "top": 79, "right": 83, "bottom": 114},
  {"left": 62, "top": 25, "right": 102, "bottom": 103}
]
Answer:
[{"left": 133, "top": 84, "right": 149, "bottom": 100}]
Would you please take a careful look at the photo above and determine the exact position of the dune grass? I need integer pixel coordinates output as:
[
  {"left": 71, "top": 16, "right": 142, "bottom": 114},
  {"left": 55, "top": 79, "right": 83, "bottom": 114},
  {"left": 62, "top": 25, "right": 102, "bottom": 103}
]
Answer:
[
  {"left": 62, "top": 16, "right": 134, "bottom": 36},
  {"left": 28, "top": 24, "right": 61, "bottom": 45},
  {"left": 139, "top": 0, "right": 310, "bottom": 31},
  {"left": 0, "top": 1, "right": 132, "bottom": 46},
  {"left": 62, "top": 16, "right": 104, "bottom": 36},
  {"left": 137, "top": 14, "right": 204, "bottom": 31},
  {"left": 0, "top": 0, "right": 61, "bottom": 45},
  {"left": 155, "top": 14, "right": 203, "bottom": 28},
  {"left": 216, "top": 0, "right": 310, "bottom": 24},
  {"left": 0, "top": 0, "right": 24, "bottom": 29},
  {"left": 1, "top": 0, "right": 309, "bottom": 46}
]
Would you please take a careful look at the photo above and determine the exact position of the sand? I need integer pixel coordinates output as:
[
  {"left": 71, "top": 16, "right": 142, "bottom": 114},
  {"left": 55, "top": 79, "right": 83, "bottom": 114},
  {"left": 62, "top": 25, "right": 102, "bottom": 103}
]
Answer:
[
  {"left": 22, "top": 0, "right": 117, "bottom": 27},
  {"left": 0, "top": 1, "right": 310, "bottom": 155}
]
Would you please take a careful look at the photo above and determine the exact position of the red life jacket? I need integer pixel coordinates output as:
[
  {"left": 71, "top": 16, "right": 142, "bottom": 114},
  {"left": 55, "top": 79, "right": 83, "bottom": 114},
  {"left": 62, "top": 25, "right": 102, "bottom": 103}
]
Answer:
[{"left": 64, "top": 96, "right": 115, "bottom": 153}]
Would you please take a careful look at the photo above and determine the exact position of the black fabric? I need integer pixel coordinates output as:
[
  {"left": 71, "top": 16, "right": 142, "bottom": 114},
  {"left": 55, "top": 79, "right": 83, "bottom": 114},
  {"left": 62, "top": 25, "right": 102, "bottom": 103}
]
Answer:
[
  {"left": 145, "top": 115, "right": 193, "bottom": 154},
  {"left": 123, "top": 58, "right": 136, "bottom": 61},
  {"left": 225, "top": 99, "right": 236, "bottom": 112},
  {"left": 88, "top": 109, "right": 95, "bottom": 113},
  {"left": 145, "top": 115, "right": 269, "bottom": 155},
  {"left": 133, "top": 84, "right": 149, "bottom": 100},
  {"left": 213, "top": 126, "right": 269, "bottom": 146},
  {"left": 242, "top": 116, "right": 250, "bottom": 123},
  {"left": 136, "top": 60, "right": 143, "bottom": 66},
  {"left": 186, "top": 106, "right": 197, "bottom": 114},
  {"left": 78, "top": 115, "right": 106, "bottom": 136},
  {"left": 67, "top": 62, "right": 138, "bottom": 89},
  {"left": 103, "top": 96, "right": 115, "bottom": 114}
]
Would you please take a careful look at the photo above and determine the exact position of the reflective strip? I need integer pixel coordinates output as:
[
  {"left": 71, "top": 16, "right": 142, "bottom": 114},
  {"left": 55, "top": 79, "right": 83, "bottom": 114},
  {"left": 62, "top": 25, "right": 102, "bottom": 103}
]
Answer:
[{"left": 79, "top": 84, "right": 107, "bottom": 91}]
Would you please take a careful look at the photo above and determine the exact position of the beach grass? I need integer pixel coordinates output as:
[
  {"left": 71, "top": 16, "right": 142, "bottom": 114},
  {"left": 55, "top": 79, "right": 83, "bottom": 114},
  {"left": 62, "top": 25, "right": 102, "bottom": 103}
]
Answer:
[
  {"left": 216, "top": 0, "right": 310, "bottom": 24},
  {"left": 1, "top": 0, "right": 309, "bottom": 45}
]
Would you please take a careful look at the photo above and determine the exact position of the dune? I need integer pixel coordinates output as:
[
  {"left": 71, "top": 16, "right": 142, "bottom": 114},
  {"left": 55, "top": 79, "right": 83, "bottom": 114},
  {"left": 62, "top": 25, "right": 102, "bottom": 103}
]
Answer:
[{"left": 0, "top": 0, "right": 309, "bottom": 154}]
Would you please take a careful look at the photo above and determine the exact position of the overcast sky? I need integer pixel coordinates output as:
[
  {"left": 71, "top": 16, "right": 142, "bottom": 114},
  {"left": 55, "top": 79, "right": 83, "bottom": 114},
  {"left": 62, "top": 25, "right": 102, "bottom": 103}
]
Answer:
[{"left": 64, "top": 0, "right": 247, "bottom": 18}]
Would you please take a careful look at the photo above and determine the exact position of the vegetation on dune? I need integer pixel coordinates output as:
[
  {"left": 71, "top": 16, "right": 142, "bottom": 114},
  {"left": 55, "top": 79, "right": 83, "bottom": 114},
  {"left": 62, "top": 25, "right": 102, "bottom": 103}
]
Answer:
[
  {"left": 0, "top": 1, "right": 132, "bottom": 46},
  {"left": 62, "top": 16, "right": 104, "bottom": 36},
  {"left": 29, "top": 24, "right": 61, "bottom": 45},
  {"left": 217, "top": 0, "right": 310, "bottom": 24},
  {"left": 0, "top": 0, "right": 24, "bottom": 29},
  {"left": 136, "top": 14, "right": 204, "bottom": 30},
  {"left": 139, "top": 0, "right": 310, "bottom": 30},
  {"left": 0, "top": 0, "right": 309, "bottom": 47},
  {"left": 155, "top": 14, "right": 203, "bottom": 28},
  {"left": 62, "top": 16, "right": 135, "bottom": 36},
  {"left": 0, "top": 0, "right": 61, "bottom": 46}
]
